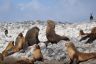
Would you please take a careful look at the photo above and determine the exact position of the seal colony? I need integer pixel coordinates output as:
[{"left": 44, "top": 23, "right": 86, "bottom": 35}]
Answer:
[{"left": 1, "top": 20, "right": 96, "bottom": 64}]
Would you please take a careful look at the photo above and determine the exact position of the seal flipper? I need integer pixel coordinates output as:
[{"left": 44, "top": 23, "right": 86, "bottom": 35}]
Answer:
[
  {"left": 44, "top": 41, "right": 49, "bottom": 47},
  {"left": 79, "top": 34, "right": 90, "bottom": 42},
  {"left": 85, "top": 37, "right": 96, "bottom": 44},
  {"left": 69, "top": 58, "right": 79, "bottom": 64},
  {"left": 7, "top": 49, "right": 14, "bottom": 56},
  {"left": 72, "top": 58, "right": 79, "bottom": 64},
  {"left": 62, "top": 36, "right": 70, "bottom": 41}
]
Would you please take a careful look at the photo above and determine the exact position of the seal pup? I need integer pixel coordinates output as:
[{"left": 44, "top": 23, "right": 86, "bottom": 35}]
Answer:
[{"left": 32, "top": 44, "right": 43, "bottom": 62}]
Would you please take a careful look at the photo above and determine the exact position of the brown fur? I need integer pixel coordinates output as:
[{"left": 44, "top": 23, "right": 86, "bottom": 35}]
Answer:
[
  {"left": 46, "top": 20, "right": 70, "bottom": 46},
  {"left": 0, "top": 53, "right": 3, "bottom": 62},
  {"left": 3, "top": 56, "right": 34, "bottom": 64},
  {"left": 25, "top": 27, "right": 40, "bottom": 46},
  {"left": 2, "top": 41, "right": 14, "bottom": 57},
  {"left": 80, "top": 27, "right": 96, "bottom": 43},
  {"left": 3, "top": 56, "right": 17, "bottom": 64},
  {"left": 13, "top": 33, "right": 25, "bottom": 52},
  {"left": 91, "top": 27, "right": 96, "bottom": 34},
  {"left": 65, "top": 42, "right": 96, "bottom": 64},
  {"left": 32, "top": 44, "right": 43, "bottom": 62},
  {"left": 15, "top": 59, "right": 34, "bottom": 64}
]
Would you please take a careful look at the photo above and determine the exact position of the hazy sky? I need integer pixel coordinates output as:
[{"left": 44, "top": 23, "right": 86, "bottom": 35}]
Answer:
[{"left": 0, "top": 0, "right": 96, "bottom": 22}]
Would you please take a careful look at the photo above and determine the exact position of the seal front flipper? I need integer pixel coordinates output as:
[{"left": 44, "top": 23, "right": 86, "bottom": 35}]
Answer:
[
  {"left": 72, "top": 58, "right": 79, "bottom": 64},
  {"left": 69, "top": 54, "right": 79, "bottom": 64},
  {"left": 44, "top": 41, "right": 49, "bottom": 47}
]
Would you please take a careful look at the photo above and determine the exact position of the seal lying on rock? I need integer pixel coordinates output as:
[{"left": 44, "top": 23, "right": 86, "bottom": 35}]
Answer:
[
  {"left": 65, "top": 42, "right": 96, "bottom": 64},
  {"left": 80, "top": 27, "right": 96, "bottom": 44},
  {"left": 2, "top": 41, "right": 14, "bottom": 57}
]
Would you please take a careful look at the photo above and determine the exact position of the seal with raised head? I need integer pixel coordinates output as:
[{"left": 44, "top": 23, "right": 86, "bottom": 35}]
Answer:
[
  {"left": 45, "top": 20, "right": 70, "bottom": 46},
  {"left": 25, "top": 27, "right": 40, "bottom": 46},
  {"left": 13, "top": 33, "right": 25, "bottom": 52},
  {"left": 32, "top": 44, "right": 43, "bottom": 62},
  {"left": 65, "top": 42, "right": 96, "bottom": 64}
]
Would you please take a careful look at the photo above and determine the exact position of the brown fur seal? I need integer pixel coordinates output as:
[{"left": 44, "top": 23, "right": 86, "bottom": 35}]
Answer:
[
  {"left": 25, "top": 27, "right": 40, "bottom": 46},
  {"left": 2, "top": 41, "right": 14, "bottom": 57},
  {"left": 65, "top": 42, "right": 96, "bottom": 64},
  {"left": 13, "top": 33, "right": 25, "bottom": 52},
  {"left": 32, "top": 44, "right": 43, "bottom": 62},
  {"left": 46, "top": 20, "right": 70, "bottom": 46},
  {"left": 80, "top": 27, "right": 96, "bottom": 44}
]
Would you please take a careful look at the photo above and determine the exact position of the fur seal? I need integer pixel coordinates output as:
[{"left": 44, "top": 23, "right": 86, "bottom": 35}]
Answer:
[
  {"left": 65, "top": 42, "right": 96, "bottom": 64},
  {"left": 45, "top": 20, "right": 70, "bottom": 46},
  {"left": 80, "top": 27, "right": 96, "bottom": 43},
  {"left": 2, "top": 41, "right": 14, "bottom": 57},
  {"left": 25, "top": 27, "right": 40, "bottom": 46},
  {"left": 32, "top": 44, "right": 43, "bottom": 62},
  {"left": 13, "top": 33, "right": 25, "bottom": 52}
]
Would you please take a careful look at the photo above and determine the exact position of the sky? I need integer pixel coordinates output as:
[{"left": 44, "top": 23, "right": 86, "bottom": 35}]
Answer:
[{"left": 0, "top": 0, "right": 96, "bottom": 22}]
